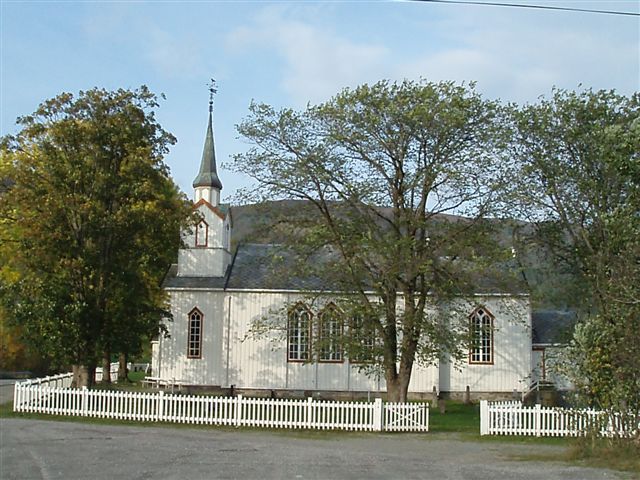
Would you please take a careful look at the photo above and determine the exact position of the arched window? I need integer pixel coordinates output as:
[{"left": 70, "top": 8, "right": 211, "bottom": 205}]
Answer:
[
  {"left": 288, "top": 303, "right": 312, "bottom": 362},
  {"left": 349, "top": 313, "right": 376, "bottom": 363},
  {"left": 318, "top": 304, "right": 343, "bottom": 362},
  {"left": 195, "top": 220, "right": 208, "bottom": 247},
  {"left": 187, "top": 308, "right": 203, "bottom": 358},
  {"left": 469, "top": 306, "right": 494, "bottom": 364}
]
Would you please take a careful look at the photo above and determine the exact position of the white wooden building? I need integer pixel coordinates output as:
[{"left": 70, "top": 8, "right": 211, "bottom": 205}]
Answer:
[{"left": 151, "top": 106, "right": 538, "bottom": 399}]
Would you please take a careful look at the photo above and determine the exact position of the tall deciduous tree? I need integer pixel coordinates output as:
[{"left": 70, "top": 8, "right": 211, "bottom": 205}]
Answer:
[
  {"left": 0, "top": 87, "right": 193, "bottom": 387},
  {"left": 230, "top": 80, "right": 515, "bottom": 402},
  {"left": 511, "top": 89, "right": 640, "bottom": 422}
]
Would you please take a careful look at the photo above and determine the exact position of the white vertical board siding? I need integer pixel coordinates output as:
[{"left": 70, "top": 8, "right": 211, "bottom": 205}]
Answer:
[
  {"left": 408, "top": 363, "right": 439, "bottom": 394},
  {"left": 161, "top": 289, "right": 531, "bottom": 394},
  {"left": 226, "top": 292, "right": 291, "bottom": 389},
  {"left": 150, "top": 340, "right": 159, "bottom": 377},
  {"left": 225, "top": 292, "right": 381, "bottom": 392},
  {"left": 446, "top": 297, "right": 530, "bottom": 393},
  {"left": 160, "top": 290, "right": 226, "bottom": 385},
  {"left": 177, "top": 249, "right": 231, "bottom": 278}
]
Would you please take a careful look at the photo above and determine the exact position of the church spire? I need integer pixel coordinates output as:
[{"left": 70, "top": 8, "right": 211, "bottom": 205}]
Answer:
[{"left": 193, "top": 80, "right": 223, "bottom": 204}]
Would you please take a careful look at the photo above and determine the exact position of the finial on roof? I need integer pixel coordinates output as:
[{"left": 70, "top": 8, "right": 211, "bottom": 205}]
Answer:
[{"left": 207, "top": 78, "right": 217, "bottom": 114}]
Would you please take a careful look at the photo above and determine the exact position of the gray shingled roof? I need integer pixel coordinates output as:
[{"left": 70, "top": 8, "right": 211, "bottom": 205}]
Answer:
[
  {"left": 165, "top": 243, "right": 528, "bottom": 294},
  {"left": 162, "top": 264, "right": 227, "bottom": 289},
  {"left": 531, "top": 310, "right": 577, "bottom": 345},
  {"left": 225, "top": 244, "right": 333, "bottom": 291}
]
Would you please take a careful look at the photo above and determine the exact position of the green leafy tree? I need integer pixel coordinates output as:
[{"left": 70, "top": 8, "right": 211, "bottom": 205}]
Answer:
[
  {"left": 0, "top": 87, "right": 193, "bottom": 387},
  {"left": 230, "top": 79, "right": 516, "bottom": 402},
  {"left": 511, "top": 88, "right": 640, "bottom": 431}
]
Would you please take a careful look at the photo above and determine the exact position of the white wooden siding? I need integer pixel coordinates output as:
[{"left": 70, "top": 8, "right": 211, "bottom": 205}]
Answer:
[
  {"left": 157, "top": 291, "right": 226, "bottom": 385},
  {"left": 158, "top": 289, "right": 531, "bottom": 394},
  {"left": 443, "top": 297, "right": 531, "bottom": 393},
  {"left": 177, "top": 204, "right": 231, "bottom": 277}
]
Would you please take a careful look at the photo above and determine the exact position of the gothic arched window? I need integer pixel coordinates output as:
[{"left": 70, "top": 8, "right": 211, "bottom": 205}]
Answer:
[
  {"left": 318, "top": 304, "right": 343, "bottom": 362},
  {"left": 287, "top": 303, "right": 312, "bottom": 362},
  {"left": 195, "top": 220, "right": 208, "bottom": 247},
  {"left": 469, "top": 306, "right": 494, "bottom": 364},
  {"left": 187, "top": 308, "right": 203, "bottom": 358}
]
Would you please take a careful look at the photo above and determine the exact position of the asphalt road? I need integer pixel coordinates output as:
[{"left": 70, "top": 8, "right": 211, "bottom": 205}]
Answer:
[{"left": 0, "top": 419, "right": 622, "bottom": 480}]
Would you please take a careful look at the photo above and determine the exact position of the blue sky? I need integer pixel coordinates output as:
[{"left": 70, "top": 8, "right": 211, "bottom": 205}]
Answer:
[{"left": 2, "top": 1, "right": 638, "bottom": 203}]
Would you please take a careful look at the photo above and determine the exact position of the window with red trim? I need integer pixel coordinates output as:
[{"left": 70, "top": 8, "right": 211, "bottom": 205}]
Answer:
[
  {"left": 349, "top": 313, "right": 376, "bottom": 363},
  {"left": 469, "top": 306, "right": 493, "bottom": 364},
  {"left": 187, "top": 308, "right": 203, "bottom": 358},
  {"left": 195, "top": 220, "right": 208, "bottom": 247},
  {"left": 318, "top": 304, "right": 343, "bottom": 362},
  {"left": 288, "top": 303, "right": 311, "bottom": 362}
]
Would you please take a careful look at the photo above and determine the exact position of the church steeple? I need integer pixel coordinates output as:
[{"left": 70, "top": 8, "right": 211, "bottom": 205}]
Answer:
[{"left": 193, "top": 80, "right": 223, "bottom": 205}]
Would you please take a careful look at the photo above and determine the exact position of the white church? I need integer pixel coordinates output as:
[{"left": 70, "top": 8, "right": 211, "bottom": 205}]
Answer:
[{"left": 151, "top": 103, "right": 563, "bottom": 400}]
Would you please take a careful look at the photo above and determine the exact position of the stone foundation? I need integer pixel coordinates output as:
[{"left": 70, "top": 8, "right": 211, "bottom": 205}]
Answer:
[{"left": 149, "top": 384, "right": 522, "bottom": 402}]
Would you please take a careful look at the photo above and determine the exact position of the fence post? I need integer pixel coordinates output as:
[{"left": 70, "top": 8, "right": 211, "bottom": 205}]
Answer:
[
  {"left": 373, "top": 398, "right": 383, "bottom": 432},
  {"left": 307, "top": 397, "right": 314, "bottom": 428},
  {"left": 234, "top": 394, "right": 243, "bottom": 427},
  {"left": 480, "top": 400, "right": 489, "bottom": 435},
  {"left": 81, "top": 386, "right": 88, "bottom": 417},
  {"left": 157, "top": 390, "right": 164, "bottom": 422},
  {"left": 13, "top": 382, "right": 20, "bottom": 412},
  {"left": 535, "top": 403, "right": 541, "bottom": 437}
]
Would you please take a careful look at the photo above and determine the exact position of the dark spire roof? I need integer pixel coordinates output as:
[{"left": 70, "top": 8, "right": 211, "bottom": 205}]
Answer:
[{"left": 193, "top": 107, "right": 223, "bottom": 190}]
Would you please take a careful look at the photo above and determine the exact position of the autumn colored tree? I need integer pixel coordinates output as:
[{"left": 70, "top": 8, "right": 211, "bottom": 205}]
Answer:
[{"left": 0, "top": 87, "right": 193, "bottom": 387}]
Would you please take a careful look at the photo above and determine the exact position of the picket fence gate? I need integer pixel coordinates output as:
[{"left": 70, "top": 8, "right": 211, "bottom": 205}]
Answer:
[
  {"left": 480, "top": 400, "right": 639, "bottom": 437},
  {"left": 13, "top": 377, "right": 429, "bottom": 433}
]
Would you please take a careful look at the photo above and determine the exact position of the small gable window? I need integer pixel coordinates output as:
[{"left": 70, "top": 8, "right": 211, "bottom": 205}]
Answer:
[
  {"left": 318, "top": 304, "right": 343, "bottom": 362},
  {"left": 288, "top": 303, "right": 312, "bottom": 362},
  {"left": 469, "top": 306, "right": 494, "bottom": 364},
  {"left": 188, "top": 308, "right": 203, "bottom": 358},
  {"left": 195, "top": 220, "right": 208, "bottom": 247}
]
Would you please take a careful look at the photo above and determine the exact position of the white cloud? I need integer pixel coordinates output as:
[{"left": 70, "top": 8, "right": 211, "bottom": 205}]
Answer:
[
  {"left": 227, "top": 7, "right": 389, "bottom": 106},
  {"left": 394, "top": 5, "right": 639, "bottom": 103},
  {"left": 227, "top": 3, "right": 638, "bottom": 106}
]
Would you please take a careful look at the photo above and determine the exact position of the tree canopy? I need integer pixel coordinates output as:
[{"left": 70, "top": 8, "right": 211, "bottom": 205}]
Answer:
[
  {"left": 0, "top": 87, "right": 193, "bottom": 386},
  {"left": 230, "top": 79, "right": 517, "bottom": 401},
  {"left": 511, "top": 88, "right": 640, "bottom": 420}
]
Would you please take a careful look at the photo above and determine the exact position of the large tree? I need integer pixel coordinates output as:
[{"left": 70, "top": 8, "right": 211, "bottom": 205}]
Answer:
[
  {"left": 230, "top": 80, "right": 515, "bottom": 402},
  {"left": 0, "top": 87, "right": 193, "bottom": 387},
  {"left": 511, "top": 89, "right": 639, "bottom": 424}
]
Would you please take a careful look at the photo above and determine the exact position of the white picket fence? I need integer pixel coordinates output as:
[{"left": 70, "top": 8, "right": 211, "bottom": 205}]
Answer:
[
  {"left": 13, "top": 379, "right": 429, "bottom": 432},
  {"left": 95, "top": 363, "right": 119, "bottom": 383},
  {"left": 480, "top": 400, "right": 639, "bottom": 437}
]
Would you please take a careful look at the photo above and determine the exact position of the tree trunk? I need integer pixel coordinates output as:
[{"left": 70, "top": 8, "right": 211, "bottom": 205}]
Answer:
[
  {"left": 385, "top": 367, "right": 412, "bottom": 403},
  {"left": 76, "top": 364, "right": 96, "bottom": 388},
  {"left": 118, "top": 352, "right": 128, "bottom": 383},
  {"left": 101, "top": 350, "right": 111, "bottom": 384},
  {"left": 71, "top": 364, "right": 80, "bottom": 388}
]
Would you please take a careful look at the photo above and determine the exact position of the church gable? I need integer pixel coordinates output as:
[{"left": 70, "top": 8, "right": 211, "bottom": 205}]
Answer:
[{"left": 181, "top": 199, "right": 230, "bottom": 251}]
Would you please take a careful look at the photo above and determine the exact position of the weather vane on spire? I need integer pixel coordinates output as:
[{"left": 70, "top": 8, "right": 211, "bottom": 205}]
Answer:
[{"left": 207, "top": 78, "right": 218, "bottom": 113}]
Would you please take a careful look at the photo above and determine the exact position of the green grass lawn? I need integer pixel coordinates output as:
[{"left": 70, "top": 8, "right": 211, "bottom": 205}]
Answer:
[
  {"left": 428, "top": 401, "right": 566, "bottom": 445},
  {"left": 428, "top": 401, "right": 479, "bottom": 434}
]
